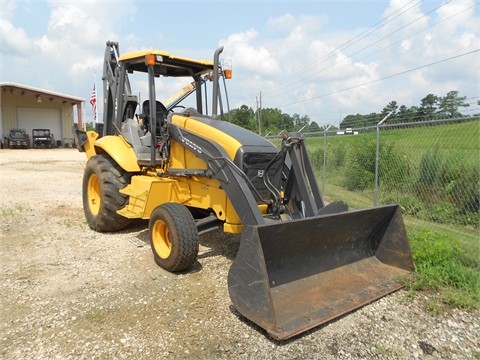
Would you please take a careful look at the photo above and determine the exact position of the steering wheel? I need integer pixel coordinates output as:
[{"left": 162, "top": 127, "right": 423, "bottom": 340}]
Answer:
[{"left": 169, "top": 105, "right": 186, "bottom": 112}]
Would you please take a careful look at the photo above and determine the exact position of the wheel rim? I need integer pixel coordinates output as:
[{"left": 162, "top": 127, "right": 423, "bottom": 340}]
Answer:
[
  {"left": 87, "top": 173, "right": 100, "bottom": 215},
  {"left": 152, "top": 220, "right": 172, "bottom": 259}
]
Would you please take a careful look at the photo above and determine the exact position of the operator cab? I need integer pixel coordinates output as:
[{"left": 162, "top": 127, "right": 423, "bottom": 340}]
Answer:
[{"left": 103, "top": 43, "right": 230, "bottom": 166}]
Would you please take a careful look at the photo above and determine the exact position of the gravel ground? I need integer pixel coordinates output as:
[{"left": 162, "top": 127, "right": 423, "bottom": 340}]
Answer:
[{"left": 0, "top": 149, "right": 478, "bottom": 359}]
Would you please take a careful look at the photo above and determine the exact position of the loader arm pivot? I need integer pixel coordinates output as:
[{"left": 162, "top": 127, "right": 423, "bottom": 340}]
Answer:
[{"left": 167, "top": 122, "right": 264, "bottom": 226}]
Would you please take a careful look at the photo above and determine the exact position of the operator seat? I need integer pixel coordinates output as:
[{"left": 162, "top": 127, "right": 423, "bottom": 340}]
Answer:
[{"left": 142, "top": 100, "right": 168, "bottom": 135}]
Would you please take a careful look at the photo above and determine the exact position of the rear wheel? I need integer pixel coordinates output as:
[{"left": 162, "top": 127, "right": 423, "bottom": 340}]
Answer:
[
  {"left": 149, "top": 203, "right": 199, "bottom": 272},
  {"left": 82, "top": 154, "right": 133, "bottom": 232}
]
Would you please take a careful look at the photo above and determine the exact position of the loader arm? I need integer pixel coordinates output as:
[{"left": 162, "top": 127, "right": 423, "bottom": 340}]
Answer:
[
  {"left": 267, "top": 134, "right": 325, "bottom": 218},
  {"left": 167, "top": 122, "right": 265, "bottom": 226},
  {"left": 166, "top": 122, "right": 331, "bottom": 226}
]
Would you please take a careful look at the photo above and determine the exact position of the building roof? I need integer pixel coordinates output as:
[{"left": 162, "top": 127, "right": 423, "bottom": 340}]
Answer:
[{"left": 0, "top": 82, "right": 85, "bottom": 105}]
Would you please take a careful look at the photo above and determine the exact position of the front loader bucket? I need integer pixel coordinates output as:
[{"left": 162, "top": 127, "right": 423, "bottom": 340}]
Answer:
[{"left": 228, "top": 204, "right": 413, "bottom": 340}]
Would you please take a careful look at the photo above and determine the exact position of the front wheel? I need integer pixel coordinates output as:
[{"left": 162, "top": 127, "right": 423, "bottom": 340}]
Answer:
[
  {"left": 82, "top": 154, "right": 133, "bottom": 232},
  {"left": 149, "top": 203, "right": 199, "bottom": 272}
]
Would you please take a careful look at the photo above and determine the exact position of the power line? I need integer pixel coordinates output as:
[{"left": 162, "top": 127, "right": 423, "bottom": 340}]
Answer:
[
  {"left": 266, "top": 0, "right": 470, "bottom": 99},
  {"left": 264, "top": 0, "right": 458, "bottom": 99},
  {"left": 264, "top": 0, "right": 423, "bottom": 94},
  {"left": 277, "top": 49, "right": 480, "bottom": 108}
]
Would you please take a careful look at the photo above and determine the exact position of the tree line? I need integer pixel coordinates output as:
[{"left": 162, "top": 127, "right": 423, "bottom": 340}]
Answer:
[
  {"left": 223, "top": 90, "right": 473, "bottom": 134},
  {"left": 85, "top": 90, "right": 473, "bottom": 134},
  {"left": 224, "top": 105, "right": 321, "bottom": 135},
  {"left": 339, "top": 90, "right": 472, "bottom": 129}
]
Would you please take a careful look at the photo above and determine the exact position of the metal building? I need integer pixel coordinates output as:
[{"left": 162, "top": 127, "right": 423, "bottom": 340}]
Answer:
[{"left": 0, "top": 82, "right": 85, "bottom": 148}]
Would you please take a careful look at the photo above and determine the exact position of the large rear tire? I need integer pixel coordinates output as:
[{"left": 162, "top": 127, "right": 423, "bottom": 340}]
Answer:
[
  {"left": 82, "top": 154, "right": 133, "bottom": 232},
  {"left": 149, "top": 203, "right": 199, "bottom": 272}
]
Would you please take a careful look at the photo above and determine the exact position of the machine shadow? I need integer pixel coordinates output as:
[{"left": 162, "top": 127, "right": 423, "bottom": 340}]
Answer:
[
  {"left": 197, "top": 229, "right": 241, "bottom": 262},
  {"left": 133, "top": 224, "right": 241, "bottom": 273}
]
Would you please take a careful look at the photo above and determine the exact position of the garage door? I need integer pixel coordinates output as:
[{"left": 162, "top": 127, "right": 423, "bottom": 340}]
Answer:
[{"left": 17, "top": 107, "right": 62, "bottom": 147}]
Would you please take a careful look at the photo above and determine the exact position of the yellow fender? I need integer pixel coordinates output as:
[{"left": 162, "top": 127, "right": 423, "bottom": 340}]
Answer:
[{"left": 84, "top": 132, "right": 141, "bottom": 173}]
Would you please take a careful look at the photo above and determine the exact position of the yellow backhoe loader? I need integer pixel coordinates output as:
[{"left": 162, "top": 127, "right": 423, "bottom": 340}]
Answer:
[{"left": 73, "top": 41, "right": 414, "bottom": 340}]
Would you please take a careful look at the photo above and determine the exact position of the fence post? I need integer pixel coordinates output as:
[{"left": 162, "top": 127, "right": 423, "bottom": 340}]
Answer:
[
  {"left": 322, "top": 125, "right": 332, "bottom": 194},
  {"left": 374, "top": 111, "right": 394, "bottom": 206}
]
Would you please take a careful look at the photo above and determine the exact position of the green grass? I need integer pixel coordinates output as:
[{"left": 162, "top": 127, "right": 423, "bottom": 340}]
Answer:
[
  {"left": 304, "top": 119, "right": 479, "bottom": 167},
  {"left": 87, "top": 307, "right": 106, "bottom": 323},
  {"left": 322, "top": 174, "right": 479, "bottom": 267},
  {"left": 405, "top": 230, "right": 480, "bottom": 310},
  {"left": 405, "top": 218, "right": 479, "bottom": 254},
  {"left": 0, "top": 203, "right": 30, "bottom": 224},
  {"left": 272, "top": 121, "right": 480, "bottom": 311},
  {"left": 307, "top": 119, "right": 479, "bottom": 239},
  {"left": 381, "top": 120, "right": 479, "bottom": 154},
  {"left": 323, "top": 182, "right": 374, "bottom": 209}
]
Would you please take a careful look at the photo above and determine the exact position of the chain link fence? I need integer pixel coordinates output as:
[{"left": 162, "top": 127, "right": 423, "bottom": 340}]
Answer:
[{"left": 304, "top": 117, "right": 479, "bottom": 236}]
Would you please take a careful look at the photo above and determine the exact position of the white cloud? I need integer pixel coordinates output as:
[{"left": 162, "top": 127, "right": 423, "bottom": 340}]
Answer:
[
  {"left": 329, "top": 61, "right": 381, "bottom": 111},
  {"left": 435, "top": 0, "right": 477, "bottom": 34},
  {"left": 71, "top": 56, "right": 104, "bottom": 77},
  {"left": 222, "top": 29, "right": 280, "bottom": 76},
  {"left": 401, "top": 39, "right": 411, "bottom": 51},
  {"left": 266, "top": 12, "right": 296, "bottom": 31},
  {"left": 267, "top": 12, "right": 327, "bottom": 34},
  {"left": 6, "top": 1, "right": 137, "bottom": 89},
  {"left": 1, "top": 0, "right": 17, "bottom": 18},
  {"left": 0, "top": 20, "right": 32, "bottom": 56},
  {"left": 34, "top": 3, "right": 116, "bottom": 72}
]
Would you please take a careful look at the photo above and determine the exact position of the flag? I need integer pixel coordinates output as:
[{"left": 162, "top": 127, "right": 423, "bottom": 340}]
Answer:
[{"left": 90, "top": 84, "right": 98, "bottom": 122}]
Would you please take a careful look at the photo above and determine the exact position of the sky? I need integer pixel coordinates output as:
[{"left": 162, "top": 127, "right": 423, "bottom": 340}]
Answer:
[{"left": 1, "top": 0, "right": 479, "bottom": 127}]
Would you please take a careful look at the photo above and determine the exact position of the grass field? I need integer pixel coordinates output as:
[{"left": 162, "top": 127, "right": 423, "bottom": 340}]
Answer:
[
  {"left": 270, "top": 119, "right": 479, "bottom": 260},
  {"left": 301, "top": 120, "right": 479, "bottom": 308}
]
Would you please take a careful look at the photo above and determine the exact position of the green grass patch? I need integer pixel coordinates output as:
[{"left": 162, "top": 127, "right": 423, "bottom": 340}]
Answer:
[
  {"left": 87, "top": 307, "right": 106, "bottom": 323},
  {"left": 381, "top": 121, "right": 479, "bottom": 166},
  {"left": 0, "top": 203, "right": 31, "bottom": 224},
  {"left": 322, "top": 182, "right": 374, "bottom": 209},
  {"left": 406, "top": 230, "right": 480, "bottom": 310},
  {"left": 405, "top": 218, "right": 479, "bottom": 255}
]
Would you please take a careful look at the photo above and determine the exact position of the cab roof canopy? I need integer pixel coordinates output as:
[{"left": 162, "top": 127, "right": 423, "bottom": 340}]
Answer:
[{"left": 119, "top": 50, "right": 214, "bottom": 78}]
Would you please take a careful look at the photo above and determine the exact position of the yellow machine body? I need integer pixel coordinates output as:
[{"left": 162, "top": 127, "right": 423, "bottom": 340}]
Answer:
[
  {"left": 73, "top": 41, "right": 414, "bottom": 341},
  {"left": 82, "top": 113, "right": 246, "bottom": 234}
]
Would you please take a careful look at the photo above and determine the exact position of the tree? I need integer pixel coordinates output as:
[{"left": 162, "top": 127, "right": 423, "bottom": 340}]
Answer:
[
  {"left": 381, "top": 101, "right": 398, "bottom": 120},
  {"left": 261, "top": 108, "right": 283, "bottom": 133},
  {"left": 397, "top": 105, "right": 414, "bottom": 123},
  {"left": 340, "top": 114, "right": 362, "bottom": 128},
  {"left": 437, "top": 90, "right": 469, "bottom": 118},
  {"left": 281, "top": 113, "right": 294, "bottom": 131},
  {"left": 292, "top": 113, "right": 301, "bottom": 127},
  {"left": 299, "top": 115, "right": 311, "bottom": 129},
  {"left": 396, "top": 105, "right": 410, "bottom": 122},
  {"left": 364, "top": 113, "right": 382, "bottom": 127},
  {"left": 307, "top": 121, "right": 321, "bottom": 132},
  {"left": 340, "top": 112, "right": 381, "bottom": 128},
  {"left": 418, "top": 94, "right": 439, "bottom": 121},
  {"left": 230, "top": 105, "right": 254, "bottom": 129}
]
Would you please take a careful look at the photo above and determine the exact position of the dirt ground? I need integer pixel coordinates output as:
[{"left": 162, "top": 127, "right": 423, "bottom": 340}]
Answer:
[{"left": 0, "top": 149, "right": 478, "bottom": 359}]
